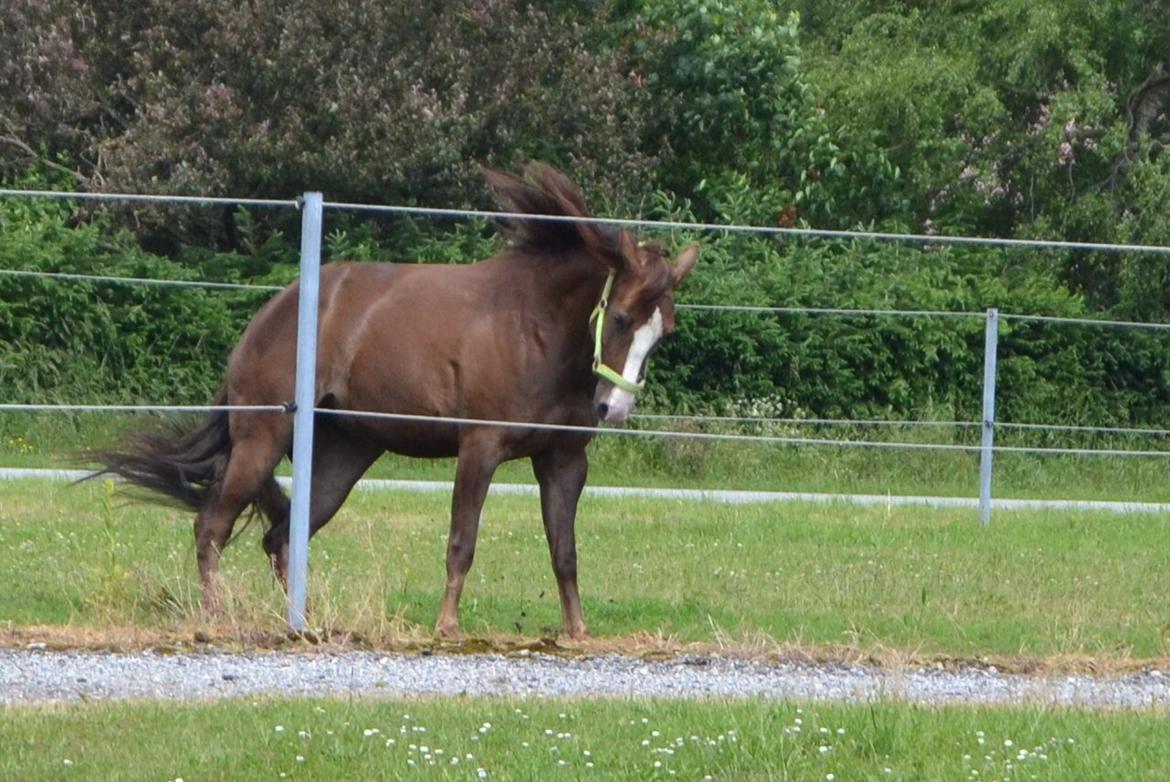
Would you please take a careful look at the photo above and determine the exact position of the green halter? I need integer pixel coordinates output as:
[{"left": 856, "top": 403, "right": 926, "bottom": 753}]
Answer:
[{"left": 588, "top": 272, "right": 645, "bottom": 394}]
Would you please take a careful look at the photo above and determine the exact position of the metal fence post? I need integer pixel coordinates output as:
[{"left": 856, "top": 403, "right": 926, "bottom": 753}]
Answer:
[
  {"left": 288, "top": 191, "right": 323, "bottom": 630},
  {"left": 978, "top": 308, "right": 999, "bottom": 526}
]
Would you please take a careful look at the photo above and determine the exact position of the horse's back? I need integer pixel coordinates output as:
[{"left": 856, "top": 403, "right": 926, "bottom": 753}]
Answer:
[{"left": 226, "top": 261, "right": 502, "bottom": 456}]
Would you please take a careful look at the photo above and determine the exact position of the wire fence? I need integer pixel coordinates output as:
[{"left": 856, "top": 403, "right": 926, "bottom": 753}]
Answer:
[
  {"left": 3, "top": 186, "right": 1170, "bottom": 453},
  {"left": 6, "top": 184, "right": 1170, "bottom": 627}
]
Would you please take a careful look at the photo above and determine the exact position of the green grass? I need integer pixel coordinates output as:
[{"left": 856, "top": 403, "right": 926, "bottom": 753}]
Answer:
[
  {"left": 4, "top": 478, "right": 1170, "bottom": 662},
  {"left": 3, "top": 696, "right": 1168, "bottom": 781}
]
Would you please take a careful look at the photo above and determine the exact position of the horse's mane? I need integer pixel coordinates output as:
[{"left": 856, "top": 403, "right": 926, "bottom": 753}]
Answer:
[{"left": 484, "top": 164, "right": 621, "bottom": 257}]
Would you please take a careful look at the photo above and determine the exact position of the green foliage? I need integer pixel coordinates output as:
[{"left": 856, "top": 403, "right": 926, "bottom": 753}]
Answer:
[
  {"left": 4, "top": 0, "right": 1170, "bottom": 433},
  {"left": 1, "top": 0, "right": 656, "bottom": 249},
  {"left": 0, "top": 180, "right": 271, "bottom": 404}
]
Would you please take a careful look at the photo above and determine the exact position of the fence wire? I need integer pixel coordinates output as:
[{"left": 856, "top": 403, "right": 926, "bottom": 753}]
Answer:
[{"left": 4, "top": 186, "right": 1170, "bottom": 463}]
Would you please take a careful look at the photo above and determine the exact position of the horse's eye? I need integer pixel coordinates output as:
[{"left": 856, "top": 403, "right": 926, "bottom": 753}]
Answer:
[{"left": 613, "top": 313, "right": 631, "bottom": 332}]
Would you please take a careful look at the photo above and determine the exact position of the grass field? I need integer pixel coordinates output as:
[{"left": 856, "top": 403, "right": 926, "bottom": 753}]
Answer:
[
  {"left": 5, "top": 425, "right": 1170, "bottom": 781},
  {"left": 3, "top": 476, "right": 1170, "bottom": 667},
  {"left": 4, "top": 695, "right": 1169, "bottom": 781}
]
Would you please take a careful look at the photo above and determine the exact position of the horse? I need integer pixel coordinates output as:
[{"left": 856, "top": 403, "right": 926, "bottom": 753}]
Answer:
[{"left": 89, "top": 164, "right": 698, "bottom": 640}]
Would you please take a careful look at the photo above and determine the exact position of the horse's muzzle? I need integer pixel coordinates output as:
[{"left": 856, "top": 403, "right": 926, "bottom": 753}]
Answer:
[{"left": 593, "top": 387, "right": 634, "bottom": 424}]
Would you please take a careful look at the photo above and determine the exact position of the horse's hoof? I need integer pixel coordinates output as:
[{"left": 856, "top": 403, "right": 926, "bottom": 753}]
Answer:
[
  {"left": 564, "top": 626, "right": 589, "bottom": 642},
  {"left": 435, "top": 622, "right": 461, "bottom": 640}
]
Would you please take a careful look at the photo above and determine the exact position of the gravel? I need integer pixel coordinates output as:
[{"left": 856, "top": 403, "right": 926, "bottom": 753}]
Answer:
[{"left": 3, "top": 649, "right": 1169, "bottom": 710}]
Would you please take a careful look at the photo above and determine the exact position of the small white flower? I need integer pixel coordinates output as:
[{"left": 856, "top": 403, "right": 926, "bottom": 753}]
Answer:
[
  {"left": 295, "top": 756, "right": 304, "bottom": 763},
  {"left": 274, "top": 725, "right": 285, "bottom": 733}
]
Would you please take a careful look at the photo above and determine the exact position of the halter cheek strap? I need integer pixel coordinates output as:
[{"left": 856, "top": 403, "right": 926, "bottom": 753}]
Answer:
[{"left": 588, "top": 272, "right": 645, "bottom": 394}]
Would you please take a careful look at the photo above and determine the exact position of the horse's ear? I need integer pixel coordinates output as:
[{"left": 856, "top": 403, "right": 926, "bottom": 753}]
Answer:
[{"left": 671, "top": 243, "right": 700, "bottom": 287}]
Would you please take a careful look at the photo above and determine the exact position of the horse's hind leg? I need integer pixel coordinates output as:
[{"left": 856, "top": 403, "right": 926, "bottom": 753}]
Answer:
[
  {"left": 261, "top": 425, "right": 382, "bottom": 596},
  {"left": 254, "top": 477, "right": 290, "bottom": 589},
  {"left": 195, "top": 434, "right": 285, "bottom": 614},
  {"left": 532, "top": 445, "right": 590, "bottom": 640}
]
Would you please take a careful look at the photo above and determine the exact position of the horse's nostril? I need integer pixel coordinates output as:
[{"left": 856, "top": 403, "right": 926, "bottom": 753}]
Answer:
[{"left": 594, "top": 402, "right": 609, "bottom": 420}]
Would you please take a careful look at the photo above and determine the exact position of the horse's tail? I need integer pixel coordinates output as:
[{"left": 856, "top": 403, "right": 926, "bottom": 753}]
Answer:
[{"left": 83, "top": 386, "right": 232, "bottom": 512}]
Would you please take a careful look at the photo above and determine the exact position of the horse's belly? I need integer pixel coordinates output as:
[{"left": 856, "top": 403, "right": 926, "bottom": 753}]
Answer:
[{"left": 334, "top": 414, "right": 461, "bottom": 459}]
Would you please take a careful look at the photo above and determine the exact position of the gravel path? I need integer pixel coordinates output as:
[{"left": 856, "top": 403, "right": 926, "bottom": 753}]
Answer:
[{"left": 3, "top": 649, "right": 1169, "bottom": 710}]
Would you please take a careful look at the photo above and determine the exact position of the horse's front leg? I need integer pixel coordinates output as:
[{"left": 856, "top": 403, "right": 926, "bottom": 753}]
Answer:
[
  {"left": 532, "top": 446, "right": 590, "bottom": 640},
  {"left": 436, "top": 436, "right": 500, "bottom": 638}
]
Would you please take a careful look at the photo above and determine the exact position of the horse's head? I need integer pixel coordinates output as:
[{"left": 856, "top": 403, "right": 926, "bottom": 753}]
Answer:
[
  {"left": 481, "top": 163, "right": 699, "bottom": 424},
  {"left": 590, "top": 233, "right": 699, "bottom": 424}
]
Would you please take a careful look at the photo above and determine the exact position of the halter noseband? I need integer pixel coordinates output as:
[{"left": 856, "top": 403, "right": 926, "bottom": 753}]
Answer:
[{"left": 589, "top": 272, "right": 645, "bottom": 394}]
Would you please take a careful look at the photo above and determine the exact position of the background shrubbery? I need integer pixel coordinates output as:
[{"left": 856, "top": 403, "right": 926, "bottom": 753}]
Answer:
[{"left": 3, "top": 0, "right": 1170, "bottom": 429}]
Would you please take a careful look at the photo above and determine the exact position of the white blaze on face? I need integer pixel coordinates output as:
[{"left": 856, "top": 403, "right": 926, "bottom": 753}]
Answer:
[{"left": 600, "top": 307, "right": 664, "bottom": 423}]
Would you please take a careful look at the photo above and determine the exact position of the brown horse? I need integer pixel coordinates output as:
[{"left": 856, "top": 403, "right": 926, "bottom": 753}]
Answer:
[{"left": 91, "top": 164, "right": 697, "bottom": 640}]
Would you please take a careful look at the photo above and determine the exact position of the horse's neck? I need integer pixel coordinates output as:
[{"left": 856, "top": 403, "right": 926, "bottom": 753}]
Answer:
[{"left": 530, "top": 256, "right": 608, "bottom": 334}]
